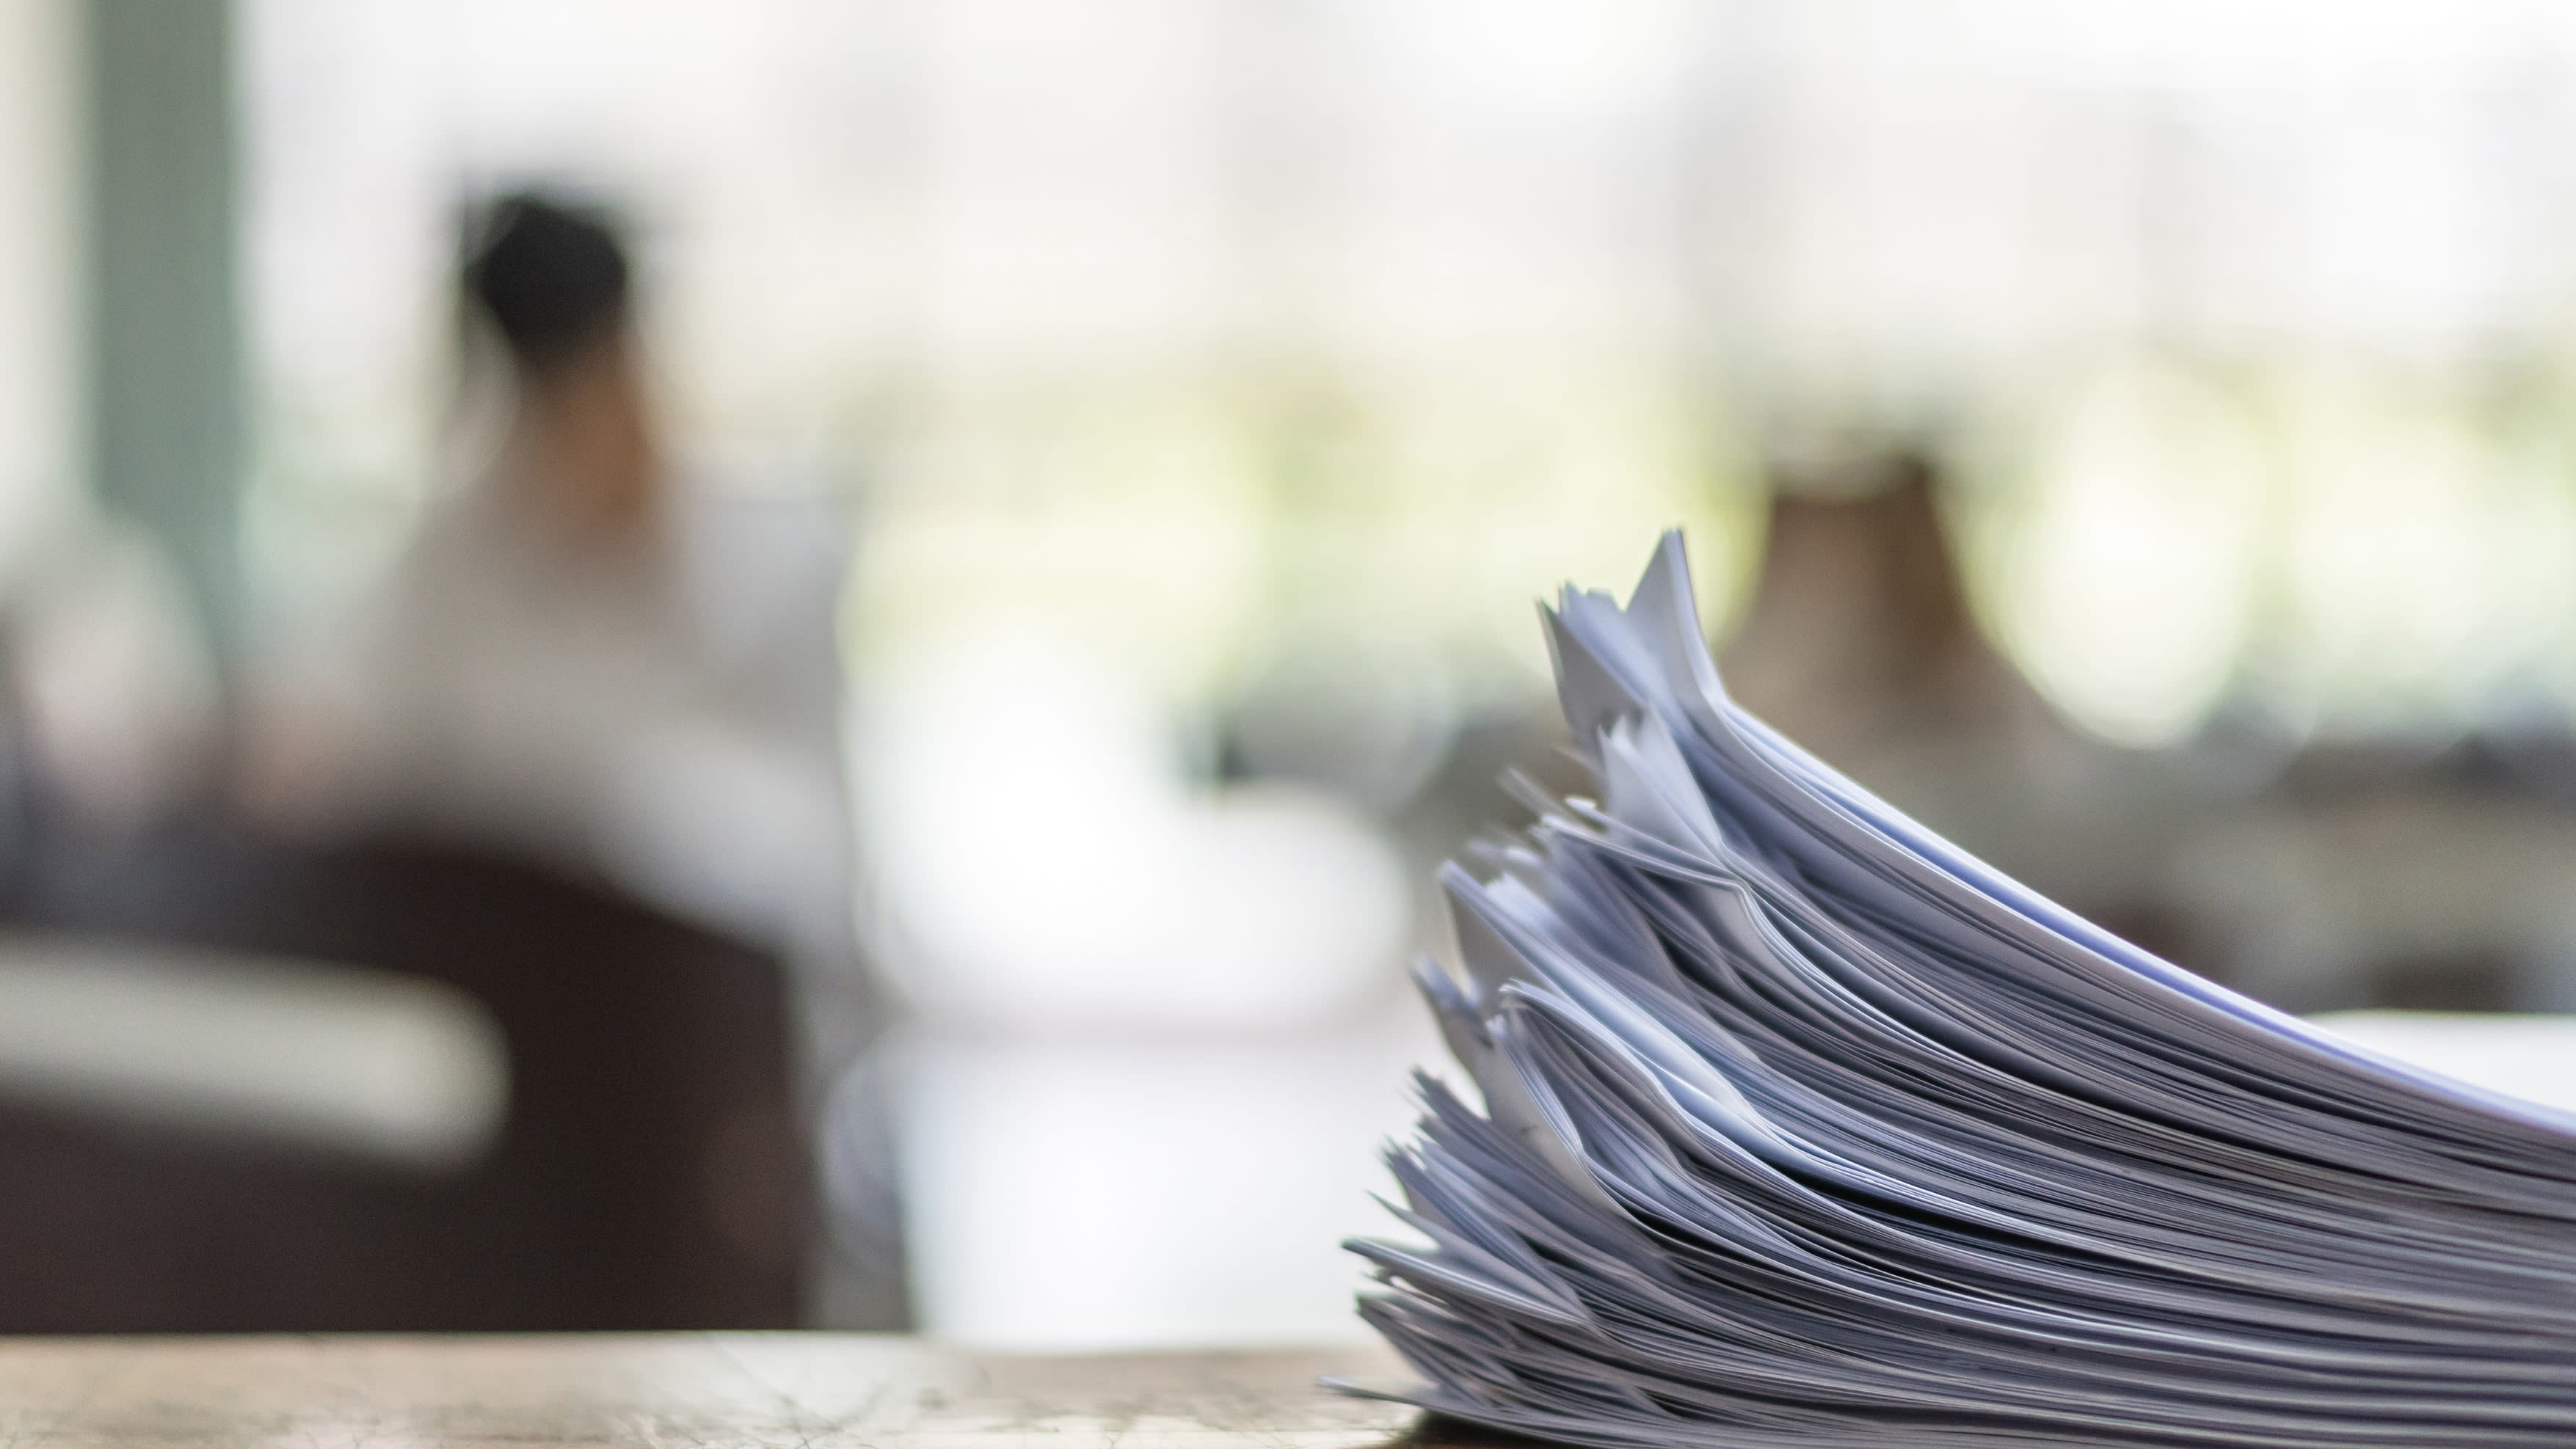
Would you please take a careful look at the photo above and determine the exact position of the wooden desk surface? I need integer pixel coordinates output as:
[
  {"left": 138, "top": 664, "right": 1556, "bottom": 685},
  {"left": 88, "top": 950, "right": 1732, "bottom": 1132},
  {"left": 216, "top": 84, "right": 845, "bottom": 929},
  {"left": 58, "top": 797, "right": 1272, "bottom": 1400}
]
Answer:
[{"left": 0, "top": 1336, "right": 1441, "bottom": 1449}]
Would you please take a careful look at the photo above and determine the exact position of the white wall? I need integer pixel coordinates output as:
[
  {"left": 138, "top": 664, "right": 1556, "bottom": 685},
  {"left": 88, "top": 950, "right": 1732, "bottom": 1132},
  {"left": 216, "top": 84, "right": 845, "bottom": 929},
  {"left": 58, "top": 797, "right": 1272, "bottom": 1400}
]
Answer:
[{"left": 0, "top": 0, "right": 80, "bottom": 569}]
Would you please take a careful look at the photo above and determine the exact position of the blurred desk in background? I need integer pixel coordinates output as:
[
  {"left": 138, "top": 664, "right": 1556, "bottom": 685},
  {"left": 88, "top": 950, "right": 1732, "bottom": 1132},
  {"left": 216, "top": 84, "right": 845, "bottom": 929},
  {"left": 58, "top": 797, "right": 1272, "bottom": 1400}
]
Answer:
[{"left": 0, "top": 1336, "right": 1430, "bottom": 1449}]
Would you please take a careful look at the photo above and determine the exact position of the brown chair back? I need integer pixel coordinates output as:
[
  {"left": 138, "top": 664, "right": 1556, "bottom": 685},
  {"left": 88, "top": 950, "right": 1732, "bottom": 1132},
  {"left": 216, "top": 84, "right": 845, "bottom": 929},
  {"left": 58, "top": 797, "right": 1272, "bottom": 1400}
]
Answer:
[{"left": 0, "top": 822, "right": 809, "bottom": 1330}]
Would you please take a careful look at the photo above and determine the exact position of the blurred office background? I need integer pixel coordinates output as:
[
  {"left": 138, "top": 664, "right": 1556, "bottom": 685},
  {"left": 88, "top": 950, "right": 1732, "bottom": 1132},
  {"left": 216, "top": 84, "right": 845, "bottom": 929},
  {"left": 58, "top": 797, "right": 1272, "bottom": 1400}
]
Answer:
[{"left": 12, "top": 0, "right": 2576, "bottom": 1347}]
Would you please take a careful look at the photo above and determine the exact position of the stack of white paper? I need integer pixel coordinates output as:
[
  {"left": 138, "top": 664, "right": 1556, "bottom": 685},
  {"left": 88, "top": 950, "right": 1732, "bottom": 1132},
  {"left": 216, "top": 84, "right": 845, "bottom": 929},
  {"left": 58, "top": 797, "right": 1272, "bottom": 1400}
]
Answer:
[{"left": 1343, "top": 536, "right": 2576, "bottom": 1448}]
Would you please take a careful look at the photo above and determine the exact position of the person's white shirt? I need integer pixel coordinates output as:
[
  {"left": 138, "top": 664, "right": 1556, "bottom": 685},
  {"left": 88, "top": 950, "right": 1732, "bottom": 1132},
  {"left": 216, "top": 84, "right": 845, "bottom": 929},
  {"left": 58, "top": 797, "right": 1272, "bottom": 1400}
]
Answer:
[{"left": 351, "top": 469, "right": 856, "bottom": 966}]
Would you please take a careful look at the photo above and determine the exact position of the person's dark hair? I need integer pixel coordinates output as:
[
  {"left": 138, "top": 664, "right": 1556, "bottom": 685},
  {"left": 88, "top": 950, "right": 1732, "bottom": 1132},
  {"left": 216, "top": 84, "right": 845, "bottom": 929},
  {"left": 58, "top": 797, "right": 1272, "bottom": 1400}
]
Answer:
[{"left": 460, "top": 190, "right": 633, "bottom": 372}]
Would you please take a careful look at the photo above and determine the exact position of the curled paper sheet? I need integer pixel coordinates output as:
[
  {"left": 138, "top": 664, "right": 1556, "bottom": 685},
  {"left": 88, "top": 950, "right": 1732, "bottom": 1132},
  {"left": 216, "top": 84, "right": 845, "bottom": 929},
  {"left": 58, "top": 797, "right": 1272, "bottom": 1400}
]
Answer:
[{"left": 1341, "top": 535, "right": 2576, "bottom": 1449}]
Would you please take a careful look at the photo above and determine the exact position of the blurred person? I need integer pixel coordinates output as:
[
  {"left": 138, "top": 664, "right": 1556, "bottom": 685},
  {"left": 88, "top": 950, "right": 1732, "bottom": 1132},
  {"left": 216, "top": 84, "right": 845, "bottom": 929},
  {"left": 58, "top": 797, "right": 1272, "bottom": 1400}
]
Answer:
[
  {"left": 373, "top": 193, "right": 852, "bottom": 961},
  {"left": 1722, "top": 449, "right": 2037, "bottom": 762},
  {"left": 255, "top": 189, "right": 902, "bottom": 1326},
  {"left": 0, "top": 514, "right": 217, "bottom": 836},
  {"left": 1720, "top": 448, "right": 2197, "bottom": 948}
]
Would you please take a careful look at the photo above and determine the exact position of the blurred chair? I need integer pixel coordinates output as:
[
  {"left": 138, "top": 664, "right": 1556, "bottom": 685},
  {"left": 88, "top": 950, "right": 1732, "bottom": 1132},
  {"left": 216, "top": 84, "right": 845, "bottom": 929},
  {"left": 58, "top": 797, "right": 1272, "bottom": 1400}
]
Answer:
[{"left": 0, "top": 821, "right": 808, "bottom": 1331}]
